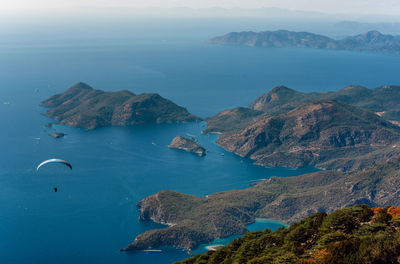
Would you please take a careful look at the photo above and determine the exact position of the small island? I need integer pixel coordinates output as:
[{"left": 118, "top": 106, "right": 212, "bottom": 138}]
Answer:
[
  {"left": 169, "top": 136, "right": 206, "bottom": 156},
  {"left": 49, "top": 132, "right": 65, "bottom": 138},
  {"left": 41, "top": 82, "right": 202, "bottom": 130}
]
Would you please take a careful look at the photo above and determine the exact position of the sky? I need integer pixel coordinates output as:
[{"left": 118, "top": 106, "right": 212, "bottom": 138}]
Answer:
[{"left": 1, "top": 0, "right": 400, "bottom": 15}]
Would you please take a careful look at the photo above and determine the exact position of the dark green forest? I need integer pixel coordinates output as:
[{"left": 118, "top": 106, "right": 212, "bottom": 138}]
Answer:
[{"left": 176, "top": 205, "right": 400, "bottom": 264}]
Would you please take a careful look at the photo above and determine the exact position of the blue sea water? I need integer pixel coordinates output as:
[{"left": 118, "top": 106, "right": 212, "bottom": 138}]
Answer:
[{"left": 1, "top": 19, "right": 400, "bottom": 264}]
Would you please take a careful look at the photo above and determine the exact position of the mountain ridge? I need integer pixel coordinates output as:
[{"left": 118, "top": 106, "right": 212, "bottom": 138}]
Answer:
[
  {"left": 217, "top": 100, "right": 400, "bottom": 171},
  {"left": 205, "top": 85, "right": 400, "bottom": 136}
]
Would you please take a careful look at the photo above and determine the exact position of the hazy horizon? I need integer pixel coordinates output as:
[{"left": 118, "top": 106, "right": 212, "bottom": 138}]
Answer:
[
  {"left": 1, "top": 0, "right": 400, "bottom": 24},
  {"left": 2, "top": 0, "right": 400, "bottom": 15}
]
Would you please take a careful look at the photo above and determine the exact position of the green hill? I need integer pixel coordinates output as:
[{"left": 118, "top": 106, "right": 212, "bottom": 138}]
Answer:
[{"left": 176, "top": 205, "right": 400, "bottom": 264}]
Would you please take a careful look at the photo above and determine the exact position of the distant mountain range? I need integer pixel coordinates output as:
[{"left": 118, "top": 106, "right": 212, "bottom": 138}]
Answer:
[
  {"left": 41, "top": 82, "right": 201, "bottom": 129},
  {"left": 210, "top": 30, "right": 400, "bottom": 53}
]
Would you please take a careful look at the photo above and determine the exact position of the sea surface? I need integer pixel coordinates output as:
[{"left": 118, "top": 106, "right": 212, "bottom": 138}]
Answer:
[{"left": 1, "top": 18, "right": 400, "bottom": 264}]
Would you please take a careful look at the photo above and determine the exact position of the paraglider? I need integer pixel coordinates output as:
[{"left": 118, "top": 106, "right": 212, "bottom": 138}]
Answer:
[
  {"left": 37, "top": 158, "right": 72, "bottom": 171},
  {"left": 37, "top": 158, "right": 72, "bottom": 192}
]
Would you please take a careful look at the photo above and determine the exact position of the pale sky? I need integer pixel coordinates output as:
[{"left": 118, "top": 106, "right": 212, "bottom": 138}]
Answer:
[{"left": 1, "top": 0, "right": 400, "bottom": 15}]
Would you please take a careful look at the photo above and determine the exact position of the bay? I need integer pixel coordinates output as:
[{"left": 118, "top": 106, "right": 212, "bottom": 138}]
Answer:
[{"left": 1, "top": 19, "right": 400, "bottom": 264}]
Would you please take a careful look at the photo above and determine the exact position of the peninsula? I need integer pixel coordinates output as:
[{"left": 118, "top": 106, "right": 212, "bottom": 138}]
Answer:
[
  {"left": 123, "top": 157, "right": 400, "bottom": 252},
  {"left": 210, "top": 30, "right": 400, "bottom": 53},
  {"left": 169, "top": 136, "right": 206, "bottom": 156},
  {"left": 41, "top": 82, "right": 201, "bottom": 130}
]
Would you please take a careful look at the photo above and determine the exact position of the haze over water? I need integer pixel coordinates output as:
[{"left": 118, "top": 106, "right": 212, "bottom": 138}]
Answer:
[{"left": 1, "top": 18, "right": 400, "bottom": 263}]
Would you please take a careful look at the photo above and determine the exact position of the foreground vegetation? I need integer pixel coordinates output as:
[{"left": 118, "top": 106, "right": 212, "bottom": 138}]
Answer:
[{"left": 176, "top": 205, "right": 400, "bottom": 264}]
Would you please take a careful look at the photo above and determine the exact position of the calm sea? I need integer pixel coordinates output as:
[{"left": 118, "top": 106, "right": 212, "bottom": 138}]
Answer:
[{"left": 1, "top": 18, "right": 400, "bottom": 264}]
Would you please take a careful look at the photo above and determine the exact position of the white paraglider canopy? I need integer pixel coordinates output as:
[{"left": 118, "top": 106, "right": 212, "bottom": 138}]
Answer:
[{"left": 37, "top": 158, "right": 72, "bottom": 171}]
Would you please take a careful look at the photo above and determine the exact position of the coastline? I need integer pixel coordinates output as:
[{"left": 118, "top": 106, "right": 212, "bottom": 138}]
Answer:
[{"left": 193, "top": 218, "right": 286, "bottom": 254}]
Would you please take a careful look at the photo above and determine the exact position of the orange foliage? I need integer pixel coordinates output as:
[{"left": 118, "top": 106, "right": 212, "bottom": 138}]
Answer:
[
  {"left": 387, "top": 207, "right": 400, "bottom": 218},
  {"left": 372, "top": 207, "right": 400, "bottom": 218}
]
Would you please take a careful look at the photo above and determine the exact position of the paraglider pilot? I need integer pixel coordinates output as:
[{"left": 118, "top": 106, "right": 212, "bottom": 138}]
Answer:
[{"left": 36, "top": 159, "right": 72, "bottom": 193}]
